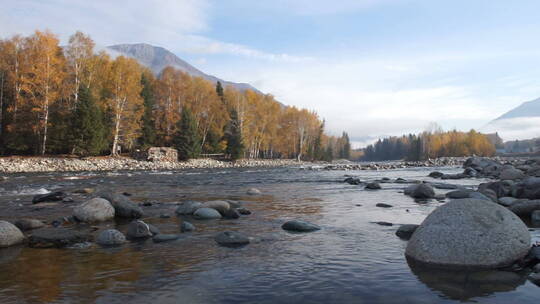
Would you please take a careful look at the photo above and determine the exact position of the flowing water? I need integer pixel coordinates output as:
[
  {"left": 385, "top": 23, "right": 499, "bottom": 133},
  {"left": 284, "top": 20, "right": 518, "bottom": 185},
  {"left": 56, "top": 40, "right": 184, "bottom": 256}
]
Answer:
[{"left": 0, "top": 166, "right": 539, "bottom": 304}]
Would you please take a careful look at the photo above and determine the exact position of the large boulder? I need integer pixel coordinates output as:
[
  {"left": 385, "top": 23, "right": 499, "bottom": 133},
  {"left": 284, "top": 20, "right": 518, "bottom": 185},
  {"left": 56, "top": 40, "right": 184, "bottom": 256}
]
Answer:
[
  {"left": 0, "top": 221, "right": 25, "bottom": 247},
  {"left": 513, "top": 177, "right": 540, "bottom": 200},
  {"left": 480, "top": 181, "right": 514, "bottom": 198},
  {"left": 175, "top": 201, "right": 202, "bottom": 215},
  {"left": 96, "top": 229, "right": 126, "bottom": 246},
  {"left": 73, "top": 198, "right": 115, "bottom": 222},
  {"left": 411, "top": 184, "right": 435, "bottom": 199},
  {"left": 29, "top": 228, "right": 90, "bottom": 248},
  {"left": 406, "top": 199, "right": 531, "bottom": 269},
  {"left": 508, "top": 200, "right": 540, "bottom": 216},
  {"left": 99, "top": 191, "right": 143, "bottom": 219},
  {"left": 500, "top": 167, "right": 525, "bottom": 180},
  {"left": 193, "top": 208, "right": 222, "bottom": 220}
]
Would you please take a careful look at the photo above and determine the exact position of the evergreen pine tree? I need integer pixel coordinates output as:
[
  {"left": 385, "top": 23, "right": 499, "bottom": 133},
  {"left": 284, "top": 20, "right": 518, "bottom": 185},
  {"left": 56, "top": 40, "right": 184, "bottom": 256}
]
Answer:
[
  {"left": 225, "top": 109, "right": 244, "bottom": 160},
  {"left": 216, "top": 81, "right": 225, "bottom": 103},
  {"left": 69, "top": 86, "right": 106, "bottom": 155},
  {"left": 313, "top": 120, "right": 325, "bottom": 160},
  {"left": 174, "top": 107, "right": 201, "bottom": 160},
  {"left": 342, "top": 132, "right": 351, "bottom": 159},
  {"left": 139, "top": 73, "right": 156, "bottom": 148},
  {"left": 323, "top": 141, "right": 334, "bottom": 161}
]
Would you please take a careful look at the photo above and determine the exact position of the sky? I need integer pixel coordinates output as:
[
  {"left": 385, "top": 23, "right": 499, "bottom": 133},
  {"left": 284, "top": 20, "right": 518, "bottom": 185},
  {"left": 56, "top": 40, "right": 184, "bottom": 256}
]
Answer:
[{"left": 2, "top": 0, "right": 540, "bottom": 147}]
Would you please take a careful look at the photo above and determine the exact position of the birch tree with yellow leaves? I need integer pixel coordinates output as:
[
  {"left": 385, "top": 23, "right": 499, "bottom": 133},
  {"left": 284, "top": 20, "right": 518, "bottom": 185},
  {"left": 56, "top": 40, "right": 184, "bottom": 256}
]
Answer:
[
  {"left": 22, "top": 30, "right": 66, "bottom": 154},
  {"left": 104, "top": 56, "right": 143, "bottom": 155}
]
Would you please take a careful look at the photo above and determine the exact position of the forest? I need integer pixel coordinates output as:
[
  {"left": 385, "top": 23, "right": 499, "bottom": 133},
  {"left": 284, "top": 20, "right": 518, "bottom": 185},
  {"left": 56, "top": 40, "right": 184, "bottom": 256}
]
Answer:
[
  {"left": 361, "top": 129, "right": 496, "bottom": 161},
  {"left": 0, "top": 30, "right": 351, "bottom": 160}
]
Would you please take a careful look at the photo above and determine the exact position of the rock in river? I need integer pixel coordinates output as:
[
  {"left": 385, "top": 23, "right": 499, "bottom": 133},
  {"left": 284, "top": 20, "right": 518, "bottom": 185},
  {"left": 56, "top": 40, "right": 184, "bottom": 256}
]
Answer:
[
  {"left": 429, "top": 171, "right": 444, "bottom": 179},
  {"left": 396, "top": 224, "right": 419, "bottom": 240},
  {"left": 175, "top": 201, "right": 203, "bottom": 215},
  {"left": 282, "top": 220, "right": 321, "bottom": 232},
  {"left": 411, "top": 184, "right": 435, "bottom": 199},
  {"left": 29, "top": 228, "right": 90, "bottom": 248},
  {"left": 96, "top": 229, "right": 126, "bottom": 246},
  {"left": 215, "top": 231, "right": 250, "bottom": 247},
  {"left": 14, "top": 219, "right": 45, "bottom": 231},
  {"left": 32, "top": 191, "right": 66, "bottom": 204},
  {"left": 532, "top": 210, "right": 540, "bottom": 222},
  {"left": 223, "top": 208, "right": 240, "bottom": 219},
  {"left": 365, "top": 182, "right": 381, "bottom": 190},
  {"left": 445, "top": 190, "right": 474, "bottom": 199},
  {"left": 406, "top": 199, "right": 531, "bottom": 269},
  {"left": 499, "top": 167, "right": 525, "bottom": 181},
  {"left": 0, "top": 221, "right": 25, "bottom": 248},
  {"left": 73, "top": 198, "right": 115, "bottom": 222},
  {"left": 200, "top": 200, "right": 230, "bottom": 214},
  {"left": 247, "top": 188, "right": 262, "bottom": 195},
  {"left": 237, "top": 208, "right": 252, "bottom": 215},
  {"left": 153, "top": 234, "right": 181, "bottom": 243},
  {"left": 180, "top": 221, "right": 195, "bottom": 232},
  {"left": 193, "top": 208, "right": 222, "bottom": 220},
  {"left": 126, "top": 220, "right": 153, "bottom": 239},
  {"left": 98, "top": 191, "right": 143, "bottom": 219}
]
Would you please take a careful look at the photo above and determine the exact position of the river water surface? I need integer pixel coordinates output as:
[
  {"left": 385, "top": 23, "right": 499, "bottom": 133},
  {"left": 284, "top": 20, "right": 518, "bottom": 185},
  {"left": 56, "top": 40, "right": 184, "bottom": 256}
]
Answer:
[{"left": 0, "top": 166, "right": 539, "bottom": 303}]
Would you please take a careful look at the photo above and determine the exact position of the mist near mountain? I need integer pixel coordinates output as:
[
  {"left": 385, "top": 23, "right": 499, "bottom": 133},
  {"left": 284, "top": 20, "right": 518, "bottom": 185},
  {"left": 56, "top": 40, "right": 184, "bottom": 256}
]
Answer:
[
  {"left": 482, "top": 97, "right": 540, "bottom": 141},
  {"left": 107, "top": 43, "right": 260, "bottom": 93}
]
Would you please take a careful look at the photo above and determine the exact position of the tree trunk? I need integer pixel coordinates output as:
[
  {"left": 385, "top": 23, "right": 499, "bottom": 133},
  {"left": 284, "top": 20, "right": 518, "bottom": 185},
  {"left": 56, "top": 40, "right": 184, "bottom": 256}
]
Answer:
[
  {"left": 111, "top": 112, "right": 121, "bottom": 156},
  {"left": 0, "top": 71, "right": 4, "bottom": 138}
]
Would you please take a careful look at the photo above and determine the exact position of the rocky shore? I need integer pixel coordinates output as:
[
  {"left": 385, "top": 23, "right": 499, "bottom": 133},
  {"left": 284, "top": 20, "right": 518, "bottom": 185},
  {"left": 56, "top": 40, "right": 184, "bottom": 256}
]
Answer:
[
  {"left": 0, "top": 155, "right": 524, "bottom": 174},
  {"left": 0, "top": 156, "right": 310, "bottom": 173}
]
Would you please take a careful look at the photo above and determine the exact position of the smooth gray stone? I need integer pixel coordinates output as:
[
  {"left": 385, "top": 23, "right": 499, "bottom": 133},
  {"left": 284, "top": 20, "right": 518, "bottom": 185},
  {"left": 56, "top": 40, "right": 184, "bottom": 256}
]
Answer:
[
  {"left": 281, "top": 220, "right": 321, "bottom": 232},
  {"left": 406, "top": 199, "right": 531, "bottom": 269},
  {"left": 215, "top": 231, "right": 250, "bottom": 246},
  {"left": 193, "top": 208, "right": 222, "bottom": 220},
  {"left": 96, "top": 229, "right": 126, "bottom": 246},
  {"left": 396, "top": 224, "right": 419, "bottom": 240}
]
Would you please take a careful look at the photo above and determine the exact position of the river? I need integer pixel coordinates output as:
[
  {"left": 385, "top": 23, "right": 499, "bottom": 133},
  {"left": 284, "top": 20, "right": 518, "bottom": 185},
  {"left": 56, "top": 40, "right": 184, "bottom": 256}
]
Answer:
[{"left": 0, "top": 166, "right": 539, "bottom": 303}]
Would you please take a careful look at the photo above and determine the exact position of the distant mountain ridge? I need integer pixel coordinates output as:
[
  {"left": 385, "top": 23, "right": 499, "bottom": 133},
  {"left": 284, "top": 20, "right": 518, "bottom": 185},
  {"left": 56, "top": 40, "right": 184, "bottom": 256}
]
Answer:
[
  {"left": 482, "top": 96, "right": 540, "bottom": 142},
  {"left": 493, "top": 97, "right": 540, "bottom": 121},
  {"left": 107, "top": 43, "right": 260, "bottom": 93}
]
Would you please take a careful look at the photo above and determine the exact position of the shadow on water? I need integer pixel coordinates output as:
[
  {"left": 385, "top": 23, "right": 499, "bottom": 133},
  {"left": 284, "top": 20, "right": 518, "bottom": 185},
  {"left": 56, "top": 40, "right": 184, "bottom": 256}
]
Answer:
[{"left": 407, "top": 258, "right": 528, "bottom": 301}]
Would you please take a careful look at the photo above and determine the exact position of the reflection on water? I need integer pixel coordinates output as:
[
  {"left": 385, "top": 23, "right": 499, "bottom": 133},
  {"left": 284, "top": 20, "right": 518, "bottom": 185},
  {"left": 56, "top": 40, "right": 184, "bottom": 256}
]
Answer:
[
  {"left": 407, "top": 258, "right": 528, "bottom": 301},
  {"left": 0, "top": 166, "right": 539, "bottom": 303}
]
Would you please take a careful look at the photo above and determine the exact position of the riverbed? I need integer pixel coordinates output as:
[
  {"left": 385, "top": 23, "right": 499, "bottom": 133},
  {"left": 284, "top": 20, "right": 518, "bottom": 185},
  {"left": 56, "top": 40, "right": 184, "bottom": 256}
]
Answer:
[{"left": 0, "top": 166, "right": 539, "bottom": 303}]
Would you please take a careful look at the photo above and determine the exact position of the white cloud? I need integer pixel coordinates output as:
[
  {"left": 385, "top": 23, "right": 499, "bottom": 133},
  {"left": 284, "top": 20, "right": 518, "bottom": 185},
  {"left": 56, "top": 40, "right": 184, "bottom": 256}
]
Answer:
[
  {"left": 0, "top": 0, "right": 304, "bottom": 63},
  {"left": 483, "top": 117, "right": 540, "bottom": 141}
]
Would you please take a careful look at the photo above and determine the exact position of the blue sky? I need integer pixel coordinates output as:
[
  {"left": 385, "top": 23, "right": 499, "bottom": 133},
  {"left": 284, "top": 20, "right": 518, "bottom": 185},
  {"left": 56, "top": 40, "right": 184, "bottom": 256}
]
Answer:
[{"left": 2, "top": 0, "right": 540, "bottom": 146}]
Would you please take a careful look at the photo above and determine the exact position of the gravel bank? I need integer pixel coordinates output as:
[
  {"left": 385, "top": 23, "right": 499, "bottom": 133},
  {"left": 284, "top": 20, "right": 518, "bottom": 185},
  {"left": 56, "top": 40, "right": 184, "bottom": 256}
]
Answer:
[{"left": 0, "top": 157, "right": 309, "bottom": 173}]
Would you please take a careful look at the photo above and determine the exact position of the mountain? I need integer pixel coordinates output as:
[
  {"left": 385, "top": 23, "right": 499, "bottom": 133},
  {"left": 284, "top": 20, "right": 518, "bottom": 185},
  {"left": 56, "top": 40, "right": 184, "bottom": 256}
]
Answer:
[
  {"left": 107, "top": 43, "right": 260, "bottom": 93},
  {"left": 482, "top": 97, "right": 540, "bottom": 141},
  {"left": 493, "top": 97, "right": 540, "bottom": 121}
]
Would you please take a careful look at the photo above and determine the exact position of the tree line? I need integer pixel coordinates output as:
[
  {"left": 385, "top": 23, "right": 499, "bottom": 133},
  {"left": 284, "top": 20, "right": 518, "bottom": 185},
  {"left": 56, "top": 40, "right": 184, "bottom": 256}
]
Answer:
[
  {"left": 360, "top": 129, "right": 496, "bottom": 161},
  {"left": 0, "top": 30, "right": 351, "bottom": 160}
]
